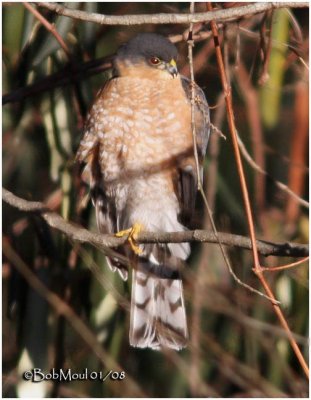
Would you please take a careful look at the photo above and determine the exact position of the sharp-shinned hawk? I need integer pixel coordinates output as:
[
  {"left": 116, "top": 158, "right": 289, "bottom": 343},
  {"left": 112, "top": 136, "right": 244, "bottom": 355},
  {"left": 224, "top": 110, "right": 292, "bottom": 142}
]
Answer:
[{"left": 77, "top": 33, "right": 210, "bottom": 350}]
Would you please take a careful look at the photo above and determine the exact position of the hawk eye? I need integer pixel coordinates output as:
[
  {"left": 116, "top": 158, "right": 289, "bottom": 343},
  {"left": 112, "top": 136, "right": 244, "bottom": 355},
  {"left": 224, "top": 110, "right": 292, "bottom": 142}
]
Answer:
[{"left": 149, "top": 56, "right": 161, "bottom": 65}]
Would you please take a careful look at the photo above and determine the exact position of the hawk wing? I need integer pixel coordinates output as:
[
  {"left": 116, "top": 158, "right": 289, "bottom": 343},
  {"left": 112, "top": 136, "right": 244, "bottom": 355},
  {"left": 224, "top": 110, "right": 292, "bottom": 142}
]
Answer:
[
  {"left": 177, "top": 76, "right": 210, "bottom": 226},
  {"left": 76, "top": 79, "right": 128, "bottom": 280}
]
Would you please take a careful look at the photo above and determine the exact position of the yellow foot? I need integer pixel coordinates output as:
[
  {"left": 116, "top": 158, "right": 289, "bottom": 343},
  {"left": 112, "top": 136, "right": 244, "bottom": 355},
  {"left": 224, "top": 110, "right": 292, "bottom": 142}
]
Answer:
[{"left": 115, "top": 223, "right": 143, "bottom": 255}]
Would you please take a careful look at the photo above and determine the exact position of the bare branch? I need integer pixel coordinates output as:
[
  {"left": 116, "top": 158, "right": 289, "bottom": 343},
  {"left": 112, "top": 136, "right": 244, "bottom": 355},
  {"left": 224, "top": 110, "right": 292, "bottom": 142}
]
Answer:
[
  {"left": 3, "top": 188, "right": 308, "bottom": 258},
  {"left": 33, "top": 2, "right": 308, "bottom": 26}
]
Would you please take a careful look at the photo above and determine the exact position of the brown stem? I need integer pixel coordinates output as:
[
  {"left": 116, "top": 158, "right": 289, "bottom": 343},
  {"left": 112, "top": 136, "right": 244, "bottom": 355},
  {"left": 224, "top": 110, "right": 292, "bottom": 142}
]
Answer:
[
  {"left": 207, "top": 2, "right": 260, "bottom": 268},
  {"left": 22, "top": 2, "right": 87, "bottom": 119},
  {"left": 285, "top": 80, "right": 309, "bottom": 224},
  {"left": 23, "top": 2, "right": 70, "bottom": 57},
  {"left": 261, "top": 256, "right": 309, "bottom": 272},
  {"left": 207, "top": 1, "right": 309, "bottom": 380}
]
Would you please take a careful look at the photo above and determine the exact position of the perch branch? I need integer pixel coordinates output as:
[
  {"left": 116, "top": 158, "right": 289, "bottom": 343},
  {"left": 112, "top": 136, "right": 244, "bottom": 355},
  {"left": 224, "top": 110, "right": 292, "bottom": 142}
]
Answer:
[
  {"left": 33, "top": 2, "right": 308, "bottom": 26},
  {"left": 3, "top": 188, "right": 308, "bottom": 258}
]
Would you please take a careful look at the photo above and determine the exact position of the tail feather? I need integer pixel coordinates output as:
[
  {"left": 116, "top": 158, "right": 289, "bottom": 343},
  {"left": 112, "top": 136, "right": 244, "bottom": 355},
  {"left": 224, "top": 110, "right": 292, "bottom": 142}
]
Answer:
[{"left": 129, "top": 251, "right": 188, "bottom": 350}]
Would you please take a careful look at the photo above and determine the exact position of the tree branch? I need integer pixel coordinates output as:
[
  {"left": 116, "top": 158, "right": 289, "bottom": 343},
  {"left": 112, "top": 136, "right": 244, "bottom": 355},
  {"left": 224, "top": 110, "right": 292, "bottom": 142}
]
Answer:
[
  {"left": 3, "top": 188, "right": 308, "bottom": 258},
  {"left": 34, "top": 2, "right": 308, "bottom": 26}
]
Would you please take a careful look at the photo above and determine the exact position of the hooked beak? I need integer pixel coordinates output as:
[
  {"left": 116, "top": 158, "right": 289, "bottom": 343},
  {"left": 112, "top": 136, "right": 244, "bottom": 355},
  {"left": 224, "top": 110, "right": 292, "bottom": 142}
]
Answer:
[{"left": 166, "top": 59, "right": 178, "bottom": 78}]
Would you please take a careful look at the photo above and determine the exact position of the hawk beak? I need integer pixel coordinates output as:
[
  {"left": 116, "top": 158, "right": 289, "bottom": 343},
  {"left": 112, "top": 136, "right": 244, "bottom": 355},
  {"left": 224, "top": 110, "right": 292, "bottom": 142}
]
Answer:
[{"left": 166, "top": 59, "right": 178, "bottom": 78}]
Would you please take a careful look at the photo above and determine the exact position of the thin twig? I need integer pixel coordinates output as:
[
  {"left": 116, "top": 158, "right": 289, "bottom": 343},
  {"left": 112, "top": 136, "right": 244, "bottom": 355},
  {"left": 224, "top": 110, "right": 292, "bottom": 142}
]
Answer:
[
  {"left": 207, "top": 2, "right": 309, "bottom": 379},
  {"left": 261, "top": 256, "right": 309, "bottom": 272},
  {"left": 23, "top": 2, "right": 70, "bottom": 58},
  {"left": 169, "top": 28, "right": 213, "bottom": 44},
  {"left": 263, "top": 142, "right": 309, "bottom": 171},
  {"left": 235, "top": 62, "right": 308, "bottom": 209},
  {"left": 33, "top": 2, "right": 308, "bottom": 26},
  {"left": 258, "top": 10, "right": 274, "bottom": 85},
  {"left": 239, "top": 25, "right": 309, "bottom": 71},
  {"left": 23, "top": 2, "right": 87, "bottom": 119},
  {"left": 187, "top": 4, "right": 201, "bottom": 188},
  {"left": 237, "top": 132, "right": 309, "bottom": 208}
]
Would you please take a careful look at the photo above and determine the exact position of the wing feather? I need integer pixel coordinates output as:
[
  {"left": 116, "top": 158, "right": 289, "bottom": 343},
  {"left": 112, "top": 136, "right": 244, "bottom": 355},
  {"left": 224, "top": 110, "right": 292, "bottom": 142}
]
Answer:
[
  {"left": 77, "top": 79, "right": 128, "bottom": 280},
  {"left": 177, "top": 76, "right": 210, "bottom": 225}
]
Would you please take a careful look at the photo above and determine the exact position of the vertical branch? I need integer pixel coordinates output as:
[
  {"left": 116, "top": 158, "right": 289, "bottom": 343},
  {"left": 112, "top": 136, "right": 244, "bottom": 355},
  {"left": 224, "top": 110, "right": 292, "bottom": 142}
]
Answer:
[
  {"left": 206, "top": 2, "right": 309, "bottom": 379},
  {"left": 206, "top": 2, "right": 260, "bottom": 269},
  {"left": 188, "top": 3, "right": 202, "bottom": 189},
  {"left": 188, "top": 4, "right": 277, "bottom": 304},
  {"left": 187, "top": 5, "right": 202, "bottom": 396}
]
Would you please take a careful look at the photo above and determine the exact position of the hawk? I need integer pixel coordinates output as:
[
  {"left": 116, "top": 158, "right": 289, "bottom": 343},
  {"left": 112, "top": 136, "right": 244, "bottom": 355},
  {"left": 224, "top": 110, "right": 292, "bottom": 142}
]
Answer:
[{"left": 77, "top": 33, "right": 210, "bottom": 350}]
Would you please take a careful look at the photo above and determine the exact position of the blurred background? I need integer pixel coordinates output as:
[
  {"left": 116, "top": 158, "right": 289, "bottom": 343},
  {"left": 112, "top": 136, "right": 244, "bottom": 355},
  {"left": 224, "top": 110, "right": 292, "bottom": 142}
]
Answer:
[{"left": 2, "top": 2, "right": 309, "bottom": 398}]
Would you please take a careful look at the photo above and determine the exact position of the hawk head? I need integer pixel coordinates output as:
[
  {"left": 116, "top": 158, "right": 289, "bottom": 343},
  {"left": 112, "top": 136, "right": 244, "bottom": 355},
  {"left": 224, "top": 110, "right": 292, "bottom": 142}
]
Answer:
[{"left": 114, "top": 33, "right": 179, "bottom": 79}]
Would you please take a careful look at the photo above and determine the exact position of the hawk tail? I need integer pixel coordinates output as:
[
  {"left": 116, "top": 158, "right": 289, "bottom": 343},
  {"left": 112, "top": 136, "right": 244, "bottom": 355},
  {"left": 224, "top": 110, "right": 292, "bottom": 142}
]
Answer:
[{"left": 129, "top": 248, "right": 188, "bottom": 350}]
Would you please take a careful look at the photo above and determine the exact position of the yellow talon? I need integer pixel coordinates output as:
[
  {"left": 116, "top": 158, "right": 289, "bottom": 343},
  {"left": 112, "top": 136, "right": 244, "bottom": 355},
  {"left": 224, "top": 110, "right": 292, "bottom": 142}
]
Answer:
[{"left": 115, "top": 223, "right": 143, "bottom": 255}]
